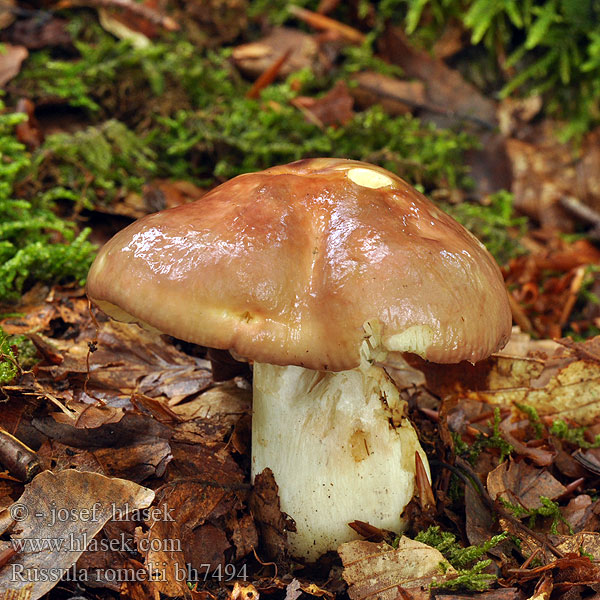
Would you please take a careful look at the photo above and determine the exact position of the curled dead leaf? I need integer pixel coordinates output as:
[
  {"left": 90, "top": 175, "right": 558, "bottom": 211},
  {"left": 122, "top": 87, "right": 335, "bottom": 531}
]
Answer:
[
  {"left": 339, "top": 538, "right": 456, "bottom": 600},
  {"left": 0, "top": 469, "right": 154, "bottom": 600}
]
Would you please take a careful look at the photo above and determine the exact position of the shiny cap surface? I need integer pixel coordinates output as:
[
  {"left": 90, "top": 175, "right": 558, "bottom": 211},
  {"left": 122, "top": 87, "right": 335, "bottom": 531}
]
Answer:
[{"left": 87, "top": 158, "right": 512, "bottom": 370}]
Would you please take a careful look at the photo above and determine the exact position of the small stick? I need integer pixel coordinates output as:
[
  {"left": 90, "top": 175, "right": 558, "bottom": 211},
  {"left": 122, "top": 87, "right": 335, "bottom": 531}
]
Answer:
[
  {"left": 246, "top": 50, "right": 292, "bottom": 100},
  {"left": 559, "top": 266, "right": 586, "bottom": 327},
  {"left": 508, "top": 292, "right": 534, "bottom": 335},
  {"left": 560, "top": 195, "right": 600, "bottom": 228},
  {"left": 288, "top": 5, "right": 366, "bottom": 44},
  {"left": 0, "top": 427, "right": 42, "bottom": 482}
]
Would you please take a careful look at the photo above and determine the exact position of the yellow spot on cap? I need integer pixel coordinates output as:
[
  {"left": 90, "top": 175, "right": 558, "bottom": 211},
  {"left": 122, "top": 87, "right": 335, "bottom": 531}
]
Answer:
[{"left": 347, "top": 168, "right": 394, "bottom": 189}]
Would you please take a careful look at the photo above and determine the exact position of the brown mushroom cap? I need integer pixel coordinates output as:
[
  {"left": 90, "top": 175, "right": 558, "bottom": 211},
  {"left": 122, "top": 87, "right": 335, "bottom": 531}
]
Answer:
[{"left": 87, "top": 158, "right": 511, "bottom": 370}]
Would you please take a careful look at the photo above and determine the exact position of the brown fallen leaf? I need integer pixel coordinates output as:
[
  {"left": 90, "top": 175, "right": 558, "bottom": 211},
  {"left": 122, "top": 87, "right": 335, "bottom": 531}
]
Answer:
[
  {"left": 1, "top": 16, "right": 71, "bottom": 50},
  {"left": 227, "top": 512, "right": 259, "bottom": 561},
  {"left": 0, "top": 0, "right": 16, "bottom": 31},
  {"left": 350, "top": 71, "right": 426, "bottom": 116},
  {"left": 436, "top": 590, "right": 521, "bottom": 600},
  {"left": 487, "top": 460, "right": 566, "bottom": 511},
  {"left": 37, "top": 438, "right": 172, "bottom": 483},
  {"left": 0, "top": 469, "right": 154, "bottom": 600},
  {"left": 504, "top": 123, "right": 600, "bottom": 229},
  {"left": 33, "top": 411, "right": 171, "bottom": 448},
  {"left": 0, "top": 44, "right": 27, "bottom": 87},
  {"left": 339, "top": 538, "right": 457, "bottom": 600},
  {"left": 233, "top": 28, "right": 324, "bottom": 81},
  {"left": 411, "top": 336, "right": 600, "bottom": 426},
  {"left": 34, "top": 318, "right": 213, "bottom": 408},
  {"left": 118, "top": 557, "right": 161, "bottom": 599},
  {"left": 498, "top": 418, "right": 556, "bottom": 466},
  {"left": 249, "top": 468, "right": 294, "bottom": 562},
  {"left": 14, "top": 99, "right": 43, "bottom": 150},
  {"left": 293, "top": 80, "right": 354, "bottom": 127},
  {"left": 379, "top": 26, "right": 497, "bottom": 128},
  {"left": 231, "top": 582, "right": 260, "bottom": 600},
  {"left": 141, "top": 482, "right": 238, "bottom": 596},
  {"left": 171, "top": 380, "right": 251, "bottom": 445},
  {"left": 138, "top": 441, "right": 248, "bottom": 595},
  {"left": 505, "top": 137, "right": 572, "bottom": 229}
]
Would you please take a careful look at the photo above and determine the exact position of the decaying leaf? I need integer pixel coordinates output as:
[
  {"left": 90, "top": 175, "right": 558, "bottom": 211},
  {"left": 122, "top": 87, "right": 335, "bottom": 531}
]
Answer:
[
  {"left": 379, "top": 27, "right": 497, "bottom": 128},
  {"left": 350, "top": 71, "right": 426, "bottom": 116},
  {"left": 0, "top": 469, "right": 154, "bottom": 600},
  {"left": 414, "top": 336, "right": 600, "bottom": 425},
  {"left": 140, "top": 442, "right": 248, "bottom": 596},
  {"left": 0, "top": 44, "right": 27, "bottom": 87},
  {"left": 339, "top": 537, "right": 456, "bottom": 600},
  {"left": 293, "top": 80, "right": 354, "bottom": 127},
  {"left": 249, "top": 468, "right": 294, "bottom": 562},
  {"left": 233, "top": 28, "right": 324, "bottom": 80},
  {"left": 171, "top": 380, "right": 251, "bottom": 444},
  {"left": 487, "top": 460, "right": 566, "bottom": 511}
]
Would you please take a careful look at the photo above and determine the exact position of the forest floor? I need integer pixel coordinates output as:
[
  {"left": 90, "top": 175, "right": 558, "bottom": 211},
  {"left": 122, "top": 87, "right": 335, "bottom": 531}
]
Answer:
[{"left": 2, "top": 2, "right": 600, "bottom": 599}]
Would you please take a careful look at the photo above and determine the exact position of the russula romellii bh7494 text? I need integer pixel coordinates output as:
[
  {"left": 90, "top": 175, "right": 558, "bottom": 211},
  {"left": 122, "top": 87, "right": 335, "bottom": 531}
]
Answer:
[{"left": 86, "top": 158, "right": 512, "bottom": 561}]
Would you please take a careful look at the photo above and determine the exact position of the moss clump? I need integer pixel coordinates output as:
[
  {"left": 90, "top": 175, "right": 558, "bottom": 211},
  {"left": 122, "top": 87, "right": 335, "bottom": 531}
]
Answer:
[
  {"left": 34, "top": 120, "right": 157, "bottom": 208},
  {"left": 500, "top": 496, "right": 571, "bottom": 535},
  {"left": 550, "top": 419, "right": 600, "bottom": 449},
  {"left": 455, "top": 406, "right": 514, "bottom": 464},
  {"left": 16, "top": 23, "right": 475, "bottom": 195},
  {"left": 0, "top": 101, "right": 97, "bottom": 303},
  {"left": 0, "top": 327, "right": 37, "bottom": 384},
  {"left": 443, "top": 191, "right": 526, "bottom": 265},
  {"left": 415, "top": 526, "right": 507, "bottom": 592}
]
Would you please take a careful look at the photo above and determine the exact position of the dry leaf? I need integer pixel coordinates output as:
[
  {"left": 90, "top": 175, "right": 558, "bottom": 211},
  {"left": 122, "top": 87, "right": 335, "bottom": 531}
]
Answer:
[
  {"left": 293, "top": 80, "right": 354, "bottom": 127},
  {"left": 0, "top": 44, "right": 28, "bottom": 87},
  {"left": 414, "top": 336, "right": 600, "bottom": 425},
  {"left": 487, "top": 460, "right": 566, "bottom": 510},
  {"left": 171, "top": 380, "right": 251, "bottom": 445},
  {"left": 350, "top": 71, "right": 426, "bottom": 116},
  {"left": 248, "top": 468, "right": 294, "bottom": 562},
  {"left": 233, "top": 28, "right": 324, "bottom": 80},
  {"left": 0, "top": 469, "right": 154, "bottom": 599},
  {"left": 339, "top": 538, "right": 456, "bottom": 600},
  {"left": 380, "top": 27, "right": 497, "bottom": 128}
]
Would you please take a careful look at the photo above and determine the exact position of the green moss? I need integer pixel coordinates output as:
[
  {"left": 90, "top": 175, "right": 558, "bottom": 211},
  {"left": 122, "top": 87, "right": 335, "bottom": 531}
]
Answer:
[
  {"left": 514, "top": 402, "right": 544, "bottom": 439},
  {"left": 550, "top": 419, "right": 600, "bottom": 449},
  {"left": 443, "top": 191, "right": 526, "bottom": 265},
  {"left": 0, "top": 326, "right": 19, "bottom": 384},
  {"left": 500, "top": 496, "right": 571, "bottom": 535},
  {"left": 455, "top": 406, "right": 514, "bottom": 464},
  {"left": 0, "top": 328, "right": 37, "bottom": 384},
  {"left": 415, "top": 526, "right": 507, "bottom": 592},
  {"left": 16, "top": 23, "right": 475, "bottom": 194},
  {"left": 0, "top": 100, "right": 97, "bottom": 303},
  {"left": 34, "top": 120, "right": 157, "bottom": 208}
]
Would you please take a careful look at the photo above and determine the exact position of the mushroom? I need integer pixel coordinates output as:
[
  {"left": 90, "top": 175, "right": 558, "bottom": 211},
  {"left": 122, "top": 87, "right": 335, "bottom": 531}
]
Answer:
[{"left": 86, "top": 158, "right": 511, "bottom": 561}]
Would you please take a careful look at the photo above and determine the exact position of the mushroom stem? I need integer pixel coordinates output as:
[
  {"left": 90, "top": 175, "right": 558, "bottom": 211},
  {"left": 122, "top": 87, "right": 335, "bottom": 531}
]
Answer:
[{"left": 251, "top": 359, "right": 430, "bottom": 561}]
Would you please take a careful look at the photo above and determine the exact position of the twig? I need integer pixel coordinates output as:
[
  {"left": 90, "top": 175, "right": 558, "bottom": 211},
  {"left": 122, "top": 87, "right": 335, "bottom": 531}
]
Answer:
[
  {"left": 508, "top": 292, "right": 534, "bottom": 335},
  {"left": 56, "top": 0, "right": 179, "bottom": 31},
  {"left": 560, "top": 195, "right": 600, "bottom": 228},
  {"left": 288, "top": 5, "right": 366, "bottom": 44},
  {"left": 559, "top": 265, "right": 586, "bottom": 327},
  {"left": 0, "top": 426, "right": 42, "bottom": 482},
  {"left": 246, "top": 50, "right": 292, "bottom": 100}
]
